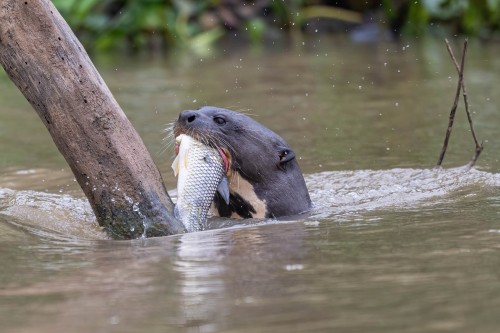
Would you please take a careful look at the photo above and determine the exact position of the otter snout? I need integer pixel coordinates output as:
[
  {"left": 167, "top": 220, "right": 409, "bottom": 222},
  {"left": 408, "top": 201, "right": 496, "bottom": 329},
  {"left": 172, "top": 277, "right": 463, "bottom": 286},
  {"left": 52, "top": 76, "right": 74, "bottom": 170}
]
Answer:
[
  {"left": 174, "top": 109, "right": 204, "bottom": 138},
  {"left": 178, "top": 109, "right": 198, "bottom": 125},
  {"left": 175, "top": 107, "right": 224, "bottom": 138}
]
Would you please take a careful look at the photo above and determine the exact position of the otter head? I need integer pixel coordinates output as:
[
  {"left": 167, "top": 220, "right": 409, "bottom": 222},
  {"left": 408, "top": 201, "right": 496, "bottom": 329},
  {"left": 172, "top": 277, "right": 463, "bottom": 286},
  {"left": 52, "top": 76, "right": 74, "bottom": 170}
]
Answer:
[{"left": 173, "top": 106, "right": 311, "bottom": 219}]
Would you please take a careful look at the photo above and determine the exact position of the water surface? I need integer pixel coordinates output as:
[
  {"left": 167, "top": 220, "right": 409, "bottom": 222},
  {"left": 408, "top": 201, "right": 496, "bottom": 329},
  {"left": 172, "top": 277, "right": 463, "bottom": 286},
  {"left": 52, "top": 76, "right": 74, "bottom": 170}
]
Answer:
[{"left": 2, "top": 37, "right": 500, "bottom": 333}]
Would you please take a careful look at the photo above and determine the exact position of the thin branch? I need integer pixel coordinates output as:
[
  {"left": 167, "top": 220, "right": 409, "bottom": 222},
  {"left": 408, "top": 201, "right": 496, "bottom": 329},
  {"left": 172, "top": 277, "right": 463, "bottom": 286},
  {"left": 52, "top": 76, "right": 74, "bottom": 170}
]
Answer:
[
  {"left": 436, "top": 40, "right": 467, "bottom": 167},
  {"left": 467, "top": 140, "right": 485, "bottom": 169},
  {"left": 444, "top": 38, "right": 484, "bottom": 168}
]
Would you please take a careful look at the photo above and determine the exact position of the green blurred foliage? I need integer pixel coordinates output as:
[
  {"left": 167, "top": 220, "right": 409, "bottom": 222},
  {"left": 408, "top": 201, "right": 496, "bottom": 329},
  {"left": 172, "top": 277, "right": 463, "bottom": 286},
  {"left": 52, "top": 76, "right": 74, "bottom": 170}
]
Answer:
[
  {"left": 52, "top": 0, "right": 224, "bottom": 54},
  {"left": 385, "top": 0, "right": 500, "bottom": 37},
  {"left": 50, "top": 0, "right": 500, "bottom": 54}
]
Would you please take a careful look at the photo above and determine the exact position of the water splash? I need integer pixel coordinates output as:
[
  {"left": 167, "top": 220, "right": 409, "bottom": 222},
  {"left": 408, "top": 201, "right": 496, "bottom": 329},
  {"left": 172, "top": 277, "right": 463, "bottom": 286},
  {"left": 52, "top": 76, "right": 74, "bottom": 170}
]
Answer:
[
  {"left": 0, "top": 188, "right": 104, "bottom": 240},
  {"left": 124, "top": 194, "right": 149, "bottom": 237},
  {"left": 307, "top": 167, "right": 500, "bottom": 219},
  {"left": 1, "top": 167, "right": 500, "bottom": 239}
]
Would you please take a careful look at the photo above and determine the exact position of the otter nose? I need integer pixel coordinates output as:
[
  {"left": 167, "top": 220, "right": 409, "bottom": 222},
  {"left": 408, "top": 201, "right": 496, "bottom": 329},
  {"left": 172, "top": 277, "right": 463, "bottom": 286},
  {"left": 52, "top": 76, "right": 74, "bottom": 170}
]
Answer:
[{"left": 178, "top": 110, "right": 198, "bottom": 124}]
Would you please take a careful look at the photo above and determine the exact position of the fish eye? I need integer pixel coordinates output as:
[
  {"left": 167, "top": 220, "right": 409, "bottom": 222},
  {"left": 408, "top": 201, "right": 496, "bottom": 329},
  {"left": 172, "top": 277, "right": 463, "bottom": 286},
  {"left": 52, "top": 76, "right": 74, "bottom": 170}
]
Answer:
[{"left": 213, "top": 116, "right": 226, "bottom": 125}]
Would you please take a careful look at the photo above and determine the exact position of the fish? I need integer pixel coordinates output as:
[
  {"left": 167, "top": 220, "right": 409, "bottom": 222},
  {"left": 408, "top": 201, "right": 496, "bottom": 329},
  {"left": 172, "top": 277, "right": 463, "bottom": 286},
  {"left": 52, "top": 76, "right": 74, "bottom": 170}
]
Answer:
[{"left": 171, "top": 134, "right": 230, "bottom": 232}]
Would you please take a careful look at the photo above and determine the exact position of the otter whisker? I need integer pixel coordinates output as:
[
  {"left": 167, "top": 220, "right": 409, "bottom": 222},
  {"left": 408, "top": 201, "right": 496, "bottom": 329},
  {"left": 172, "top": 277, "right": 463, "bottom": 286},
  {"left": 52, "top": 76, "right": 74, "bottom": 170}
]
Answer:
[
  {"left": 236, "top": 130, "right": 269, "bottom": 147},
  {"left": 158, "top": 124, "right": 177, "bottom": 156},
  {"left": 199, "top": 128, "right": 238, "bottom": 157},
  {"left": 226, "top": 106, "right": 256, "bottom": 117},
  {"left": 158, "top": 138, "right": 176, "bottom": 157},
  {"left": 162, "top": 122, "right": 175, "bottom": 133},
  {"left": 216, "top": 136, "right": 237, "bottom": 157}
]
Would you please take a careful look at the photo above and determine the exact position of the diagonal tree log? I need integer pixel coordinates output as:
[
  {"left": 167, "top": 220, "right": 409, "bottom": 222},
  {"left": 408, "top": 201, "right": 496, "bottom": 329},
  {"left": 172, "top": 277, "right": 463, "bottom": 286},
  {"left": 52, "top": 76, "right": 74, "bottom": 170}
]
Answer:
[{"left": 0, "top": 0, "right": 185, "bottom": 239}]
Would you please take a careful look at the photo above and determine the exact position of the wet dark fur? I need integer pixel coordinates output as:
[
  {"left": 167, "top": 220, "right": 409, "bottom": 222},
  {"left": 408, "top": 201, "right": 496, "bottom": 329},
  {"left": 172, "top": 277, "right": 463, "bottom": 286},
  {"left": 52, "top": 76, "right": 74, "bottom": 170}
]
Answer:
[{"left": 173, "top": 106, "right": 311, "bottom": 218}]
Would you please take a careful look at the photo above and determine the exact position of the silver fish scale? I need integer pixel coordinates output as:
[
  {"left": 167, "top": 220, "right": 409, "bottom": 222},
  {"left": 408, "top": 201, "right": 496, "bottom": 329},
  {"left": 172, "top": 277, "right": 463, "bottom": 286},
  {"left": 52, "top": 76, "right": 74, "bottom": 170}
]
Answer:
[{"left": 176, "top": 143, "right": 225, "bottom": 232}]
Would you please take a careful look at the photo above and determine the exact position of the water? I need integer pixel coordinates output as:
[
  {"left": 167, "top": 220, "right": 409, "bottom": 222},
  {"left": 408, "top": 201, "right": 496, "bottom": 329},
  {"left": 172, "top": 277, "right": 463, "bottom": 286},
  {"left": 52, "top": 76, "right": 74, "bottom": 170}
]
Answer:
[{"left": 2, "top": 37, "right": 500, "bottom": 332}]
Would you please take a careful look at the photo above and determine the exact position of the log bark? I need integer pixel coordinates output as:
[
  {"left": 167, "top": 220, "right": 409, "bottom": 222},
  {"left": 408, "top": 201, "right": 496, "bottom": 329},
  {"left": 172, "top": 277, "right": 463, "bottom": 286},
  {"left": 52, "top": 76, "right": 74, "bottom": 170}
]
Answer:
[{"left": 0, "top": 0, "right": 185, "bottom": 238}]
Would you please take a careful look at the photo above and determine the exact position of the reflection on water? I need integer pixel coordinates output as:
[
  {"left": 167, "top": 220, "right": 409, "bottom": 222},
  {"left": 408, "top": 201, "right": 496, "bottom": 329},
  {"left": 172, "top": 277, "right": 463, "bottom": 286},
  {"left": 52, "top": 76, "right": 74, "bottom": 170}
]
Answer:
[
  {"left": 2, "top": 37, "right": 500, "bottom": 332},
  {"left": 2, "top": 167, "right": 500, "bottom": 332}
]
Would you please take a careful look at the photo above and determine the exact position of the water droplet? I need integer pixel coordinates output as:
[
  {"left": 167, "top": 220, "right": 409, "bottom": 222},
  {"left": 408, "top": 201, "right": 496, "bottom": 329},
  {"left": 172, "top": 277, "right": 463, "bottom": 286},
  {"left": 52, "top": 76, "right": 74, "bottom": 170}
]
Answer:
[
  {"left": 285, "top": 264, "right": 304, "bottom": 271},
  {"left": 304, "top": 221, "right": 320, "bottom": 227}
]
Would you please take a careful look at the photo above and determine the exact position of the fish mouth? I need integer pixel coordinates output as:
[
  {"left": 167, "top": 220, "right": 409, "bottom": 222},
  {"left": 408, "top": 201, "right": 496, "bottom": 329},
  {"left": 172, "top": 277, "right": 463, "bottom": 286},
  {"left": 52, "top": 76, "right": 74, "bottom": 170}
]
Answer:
[{"left": 174, "top": 128, "right": 231, "bottom": 174}]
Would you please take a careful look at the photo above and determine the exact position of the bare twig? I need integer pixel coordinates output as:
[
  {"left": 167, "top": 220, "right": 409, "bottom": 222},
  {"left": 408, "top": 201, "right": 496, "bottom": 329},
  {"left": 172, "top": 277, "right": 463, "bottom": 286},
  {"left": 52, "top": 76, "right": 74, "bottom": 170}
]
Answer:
[
  {"left": 444, "top": 39, "right": 484, "bottom": 168},
  {"left": 467, "top": 141, "right": 485, "bottom": 169},
  {"left": 436, "top": 40, "right": 467, "bottom": 167}
]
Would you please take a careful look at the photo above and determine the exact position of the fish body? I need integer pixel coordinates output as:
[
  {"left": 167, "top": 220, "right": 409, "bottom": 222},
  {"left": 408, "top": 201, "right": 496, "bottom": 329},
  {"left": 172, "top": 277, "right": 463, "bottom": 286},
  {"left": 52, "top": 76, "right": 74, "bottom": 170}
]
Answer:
[{"left": 171, "top": 134, "right": 229, "bottom": 232}]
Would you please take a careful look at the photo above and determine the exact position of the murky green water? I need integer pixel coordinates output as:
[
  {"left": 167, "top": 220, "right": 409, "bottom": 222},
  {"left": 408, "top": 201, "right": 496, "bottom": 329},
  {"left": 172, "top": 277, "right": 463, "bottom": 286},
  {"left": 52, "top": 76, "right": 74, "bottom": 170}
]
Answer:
[{"left": 2, "top": 37, "right": 500, "bottom": 332}]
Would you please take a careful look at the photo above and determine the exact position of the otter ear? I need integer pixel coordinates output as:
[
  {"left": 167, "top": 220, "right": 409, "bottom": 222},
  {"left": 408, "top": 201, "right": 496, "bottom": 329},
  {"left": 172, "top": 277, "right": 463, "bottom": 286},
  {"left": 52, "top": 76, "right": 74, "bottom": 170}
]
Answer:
[{"left": 278, "top": 148, "right": 296, "bottom": 171}]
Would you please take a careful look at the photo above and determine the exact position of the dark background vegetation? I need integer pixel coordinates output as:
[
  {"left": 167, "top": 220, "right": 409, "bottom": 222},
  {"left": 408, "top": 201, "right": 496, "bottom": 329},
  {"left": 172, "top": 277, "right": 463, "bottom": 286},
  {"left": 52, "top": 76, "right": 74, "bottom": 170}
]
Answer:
[{"left": 52, "top": 0, "right": 500, "bottom": 54}]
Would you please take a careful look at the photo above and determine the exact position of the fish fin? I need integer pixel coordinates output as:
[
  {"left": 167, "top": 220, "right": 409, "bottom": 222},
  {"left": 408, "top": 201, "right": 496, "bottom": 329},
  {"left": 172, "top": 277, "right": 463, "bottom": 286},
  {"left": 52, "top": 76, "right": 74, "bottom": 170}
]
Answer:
[
  {"left": 171, "top": 154, "right": 180, "bottom": 176},
  {"left": 217, "top": 176, "right": 230, "bottom": 205},
  {"left": 174, "top": 205, "right": 181, "bottom": 220}
]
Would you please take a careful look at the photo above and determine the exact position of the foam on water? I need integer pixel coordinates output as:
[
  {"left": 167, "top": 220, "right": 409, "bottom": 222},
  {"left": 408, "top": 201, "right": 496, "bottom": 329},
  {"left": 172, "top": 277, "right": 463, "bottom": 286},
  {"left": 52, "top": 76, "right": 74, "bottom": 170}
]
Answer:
[
  {"left": 1, "top": 167, "right": 500, "bottom": 239},
  {"left": 0, "top": 188, "right": 105, "bottom": 240},
  {"left": 307, "top": 167, "right": 500, "bottom": 219}
]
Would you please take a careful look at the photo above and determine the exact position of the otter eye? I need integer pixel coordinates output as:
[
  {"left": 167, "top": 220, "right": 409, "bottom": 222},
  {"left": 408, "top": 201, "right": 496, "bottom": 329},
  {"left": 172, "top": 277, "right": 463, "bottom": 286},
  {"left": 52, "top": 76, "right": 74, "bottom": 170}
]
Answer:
[{"left": 213, "top": 116, "right": 226, "bottom": 125}]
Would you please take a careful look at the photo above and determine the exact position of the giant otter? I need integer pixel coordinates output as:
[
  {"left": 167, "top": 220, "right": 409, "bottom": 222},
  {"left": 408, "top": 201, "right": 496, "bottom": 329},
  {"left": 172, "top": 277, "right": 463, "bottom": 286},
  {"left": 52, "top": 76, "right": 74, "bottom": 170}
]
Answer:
[{"left": 173, "top": 106, "right": 311, "bottom": 219}]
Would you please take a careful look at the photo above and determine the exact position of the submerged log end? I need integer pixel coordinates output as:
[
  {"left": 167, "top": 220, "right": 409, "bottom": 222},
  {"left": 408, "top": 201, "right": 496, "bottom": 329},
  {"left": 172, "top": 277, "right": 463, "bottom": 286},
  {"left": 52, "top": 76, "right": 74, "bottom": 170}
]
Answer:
[{"left": 97, "top": 191, "right": 185, "bottom": 239}]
